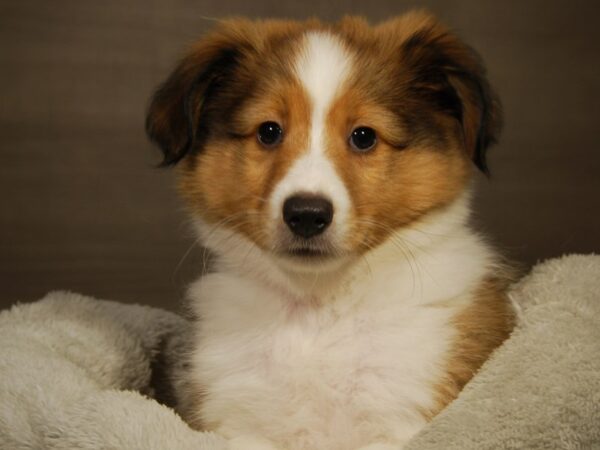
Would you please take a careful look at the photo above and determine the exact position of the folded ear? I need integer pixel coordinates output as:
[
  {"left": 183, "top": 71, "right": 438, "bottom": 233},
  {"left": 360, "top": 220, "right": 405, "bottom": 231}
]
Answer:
[
  {"left": 145, "top": 21, "right": 253, "bottom": 166},
  {"left": 381, "top": 12, "right": 502, "bottom": 174}
]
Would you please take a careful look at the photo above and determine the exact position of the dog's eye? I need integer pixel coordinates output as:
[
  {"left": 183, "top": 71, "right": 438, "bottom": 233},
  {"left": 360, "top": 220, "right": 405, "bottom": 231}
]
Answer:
[
  {"left": 349, "top": 127, "right": 377, "bottom": 152},
  {"left": 257, "top": 122, "right": 283, "bottom": 148}
]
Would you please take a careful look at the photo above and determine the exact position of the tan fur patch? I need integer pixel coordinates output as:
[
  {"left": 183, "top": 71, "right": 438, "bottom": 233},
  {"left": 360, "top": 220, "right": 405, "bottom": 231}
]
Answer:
[
  {"left": 178, "top": 79, "right": 312, "bottom": 250},
  {"left": 177, "top": 378, "right": 207, "bottom": 430},
  {"left": 426, "top": 275, "right": 516, "bottom": 419},
  {"left": 325, "top": 90, "right": 470, "bottom": 253}
]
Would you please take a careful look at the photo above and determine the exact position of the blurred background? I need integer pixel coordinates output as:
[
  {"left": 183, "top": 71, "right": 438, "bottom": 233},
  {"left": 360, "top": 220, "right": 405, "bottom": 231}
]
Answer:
[{"left": 1, "top": 0, "right": 599, "bottom": 311}]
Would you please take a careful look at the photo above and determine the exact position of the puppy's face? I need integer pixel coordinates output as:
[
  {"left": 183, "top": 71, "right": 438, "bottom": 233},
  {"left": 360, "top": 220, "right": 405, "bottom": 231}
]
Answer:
[{"left": 147, "top": 13, "right": 500, "bottom": 271}]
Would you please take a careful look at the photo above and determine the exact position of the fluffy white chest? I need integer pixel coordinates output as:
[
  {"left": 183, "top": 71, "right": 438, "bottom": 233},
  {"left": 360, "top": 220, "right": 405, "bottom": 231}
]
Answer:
[{"left": 188, "top": 267, "right": 462, "bottom": 450}]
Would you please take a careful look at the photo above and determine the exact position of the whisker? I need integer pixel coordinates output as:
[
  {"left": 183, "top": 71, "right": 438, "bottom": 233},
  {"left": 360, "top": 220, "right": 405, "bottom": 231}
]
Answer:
[
  {"left": 353, "top": 219, "right": 433, "bottom": 299},
  {"left": 172, "top": 235, "right": 203, "bottom": 281},
  {"left": 174, "top": 210, "right": 266, "bottom": 276}
]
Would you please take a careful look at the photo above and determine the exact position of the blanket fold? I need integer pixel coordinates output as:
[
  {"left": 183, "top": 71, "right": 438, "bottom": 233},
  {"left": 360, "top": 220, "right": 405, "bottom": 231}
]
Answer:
[
  {"left": 1, "top": 255, "right": 599, "bottom": 449},
  {"left": 0, "top": 292, "right": 226, "bottom": 450}
]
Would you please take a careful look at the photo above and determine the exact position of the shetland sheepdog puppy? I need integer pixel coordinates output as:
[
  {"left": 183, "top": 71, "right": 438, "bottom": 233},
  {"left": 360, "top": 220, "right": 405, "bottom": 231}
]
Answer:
[{"left": 146, "top": 11, "right": 515, "bottom": 450}]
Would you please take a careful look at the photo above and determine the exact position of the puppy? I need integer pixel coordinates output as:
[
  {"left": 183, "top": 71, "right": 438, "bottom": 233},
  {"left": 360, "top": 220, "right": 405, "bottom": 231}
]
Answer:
[{"left": 146, "top": 11, "right": 515, "bottom": 450}]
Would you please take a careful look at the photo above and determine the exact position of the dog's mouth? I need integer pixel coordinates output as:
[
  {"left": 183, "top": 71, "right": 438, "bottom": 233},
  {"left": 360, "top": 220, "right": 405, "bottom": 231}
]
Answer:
[
  {"left": 286, "top": 246, "right": 331, "bottom": 259},
  {"left": 272, "top": 240, "right": 352, "bottom": 273},
  {"left": 276, "top": 239, "right": 338, "bottom": 262},
  {"left": 270, "top": 226, "right": 349, "bottom": 270}
]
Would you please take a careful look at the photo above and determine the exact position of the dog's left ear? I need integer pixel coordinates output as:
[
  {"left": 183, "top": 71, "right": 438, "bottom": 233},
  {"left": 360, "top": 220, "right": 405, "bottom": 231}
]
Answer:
[{"left": 380, "top": 12, "right": 502, "bottom": 174}]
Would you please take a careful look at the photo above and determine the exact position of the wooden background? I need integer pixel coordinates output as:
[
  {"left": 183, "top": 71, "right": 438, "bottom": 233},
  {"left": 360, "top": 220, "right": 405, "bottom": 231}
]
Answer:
[{"left": 1, "top": 0, "right": 599, "bottom": 311}]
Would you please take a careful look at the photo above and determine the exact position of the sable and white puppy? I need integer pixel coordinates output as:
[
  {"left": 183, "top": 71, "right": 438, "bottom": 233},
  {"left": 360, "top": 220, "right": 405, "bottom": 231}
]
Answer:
[{"left": 146, "top": 11, "right": 515, "bottom": 450}]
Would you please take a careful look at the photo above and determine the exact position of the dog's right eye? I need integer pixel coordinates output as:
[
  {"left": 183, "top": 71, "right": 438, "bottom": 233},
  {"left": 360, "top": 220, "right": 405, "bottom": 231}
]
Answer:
[{"left": 257, "top": 122, "right": 283, "bottom": 148}]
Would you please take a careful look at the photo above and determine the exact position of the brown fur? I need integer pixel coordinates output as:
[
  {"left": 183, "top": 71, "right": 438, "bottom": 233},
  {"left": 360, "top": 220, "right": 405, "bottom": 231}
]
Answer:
[
  {"left": 177, "top": 78, "right": 313, "bottom": 250},
  {"left": 325, "top": 90, "right": 470, "bottom": 253},
  {"left": 177, "top": 378, "right": 207, "bottom": 430},
  {"left": 426, "top": 275, "right": 516, "bottom": 418}
]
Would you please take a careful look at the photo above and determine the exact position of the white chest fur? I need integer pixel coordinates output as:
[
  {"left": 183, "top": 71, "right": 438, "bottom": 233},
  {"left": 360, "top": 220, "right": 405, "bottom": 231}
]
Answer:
[
  {"left": 190, "top": 276, "right": 453, "bottom": 450},
  {"left": 185, "top": 205, "right": 494, "bottom": 450}
]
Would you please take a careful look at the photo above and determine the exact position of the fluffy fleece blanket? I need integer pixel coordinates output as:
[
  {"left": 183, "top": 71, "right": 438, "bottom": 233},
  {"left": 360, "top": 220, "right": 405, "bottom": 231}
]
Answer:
[{"left": 1, "top": 255, "right": 599, "bottom": 449}]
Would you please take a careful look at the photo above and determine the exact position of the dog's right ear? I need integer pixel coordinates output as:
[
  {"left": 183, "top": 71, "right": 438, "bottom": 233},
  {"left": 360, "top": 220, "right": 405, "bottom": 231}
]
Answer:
[{"left": 145, "top": 21, "right": 253, "bottom": 166}]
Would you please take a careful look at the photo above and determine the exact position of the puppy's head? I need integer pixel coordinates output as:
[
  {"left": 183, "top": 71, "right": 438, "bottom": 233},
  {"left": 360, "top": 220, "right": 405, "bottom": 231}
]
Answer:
[{"left": 146, "top": 12, "right": 501, "bottom": 272}]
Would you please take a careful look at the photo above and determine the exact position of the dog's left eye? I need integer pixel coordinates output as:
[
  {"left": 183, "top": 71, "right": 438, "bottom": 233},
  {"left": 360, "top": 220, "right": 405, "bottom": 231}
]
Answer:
[
  {"left": 349, "top": 127, "right": 377, "bottom": 152},
  {"left": 257, "top": 122, "right": 283, "bottom": 148}
]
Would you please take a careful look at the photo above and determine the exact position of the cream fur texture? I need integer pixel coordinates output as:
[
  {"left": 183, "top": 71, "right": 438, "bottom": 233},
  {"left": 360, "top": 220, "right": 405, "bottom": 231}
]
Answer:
[{"left": 0, "top": 254, "right": 599, "bottom": 449}]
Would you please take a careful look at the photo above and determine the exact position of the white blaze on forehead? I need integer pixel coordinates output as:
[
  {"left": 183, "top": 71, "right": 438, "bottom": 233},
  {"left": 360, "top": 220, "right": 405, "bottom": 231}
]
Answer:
[
  {"left": 270, "top": 31, "right": 353, "bottom": 238},
  {"left": 295, "top": 32, "right": 352, "bottom": 117}
]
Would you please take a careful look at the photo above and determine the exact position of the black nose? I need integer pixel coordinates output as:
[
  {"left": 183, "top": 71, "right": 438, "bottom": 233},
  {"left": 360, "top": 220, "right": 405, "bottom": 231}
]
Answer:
[{"left": 283, "top": 195, "right": 333, "bottom": 238}]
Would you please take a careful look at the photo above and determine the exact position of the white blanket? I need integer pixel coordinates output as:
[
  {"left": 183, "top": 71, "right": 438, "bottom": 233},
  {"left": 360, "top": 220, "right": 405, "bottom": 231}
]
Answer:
[{"left": 1, "top": 255, "right": 599, "bottom": 449}]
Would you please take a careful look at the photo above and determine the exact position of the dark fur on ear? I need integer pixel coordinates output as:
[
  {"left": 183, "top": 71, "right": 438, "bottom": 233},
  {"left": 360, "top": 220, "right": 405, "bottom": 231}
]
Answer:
[
  {"left": 145, "top": 22, "right": 256, "bottom": 166},
  {"left": 387, "top": 12, "right": 502, "bottom": 174},
  {"left": 145, "top": 19, "right": 308, "bottom": 166}
]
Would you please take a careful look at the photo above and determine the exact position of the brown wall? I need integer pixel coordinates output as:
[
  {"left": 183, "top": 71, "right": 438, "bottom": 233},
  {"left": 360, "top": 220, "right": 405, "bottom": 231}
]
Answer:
[{"left": 1, "top": 0, "right": 599, "bottom": 311}]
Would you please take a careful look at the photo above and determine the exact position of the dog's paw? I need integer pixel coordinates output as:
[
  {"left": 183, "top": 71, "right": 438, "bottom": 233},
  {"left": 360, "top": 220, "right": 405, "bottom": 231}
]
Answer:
[{"left": 228, "top": 434, "right": 279, "bottom": 450}]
